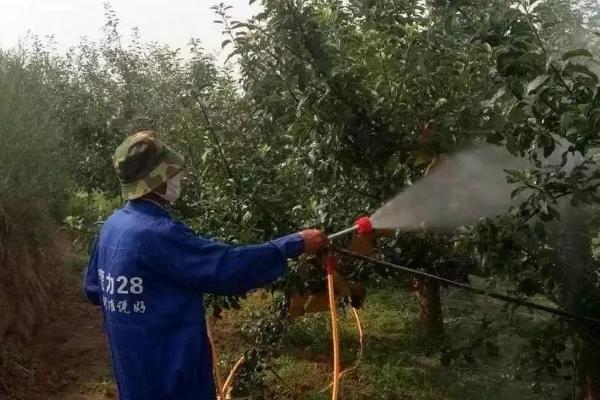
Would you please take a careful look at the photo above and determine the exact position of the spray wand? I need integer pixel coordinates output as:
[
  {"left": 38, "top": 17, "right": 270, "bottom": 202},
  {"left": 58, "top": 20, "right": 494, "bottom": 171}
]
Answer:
[{"left": 327, "top": 216, "right": 374, "bottom": 240}]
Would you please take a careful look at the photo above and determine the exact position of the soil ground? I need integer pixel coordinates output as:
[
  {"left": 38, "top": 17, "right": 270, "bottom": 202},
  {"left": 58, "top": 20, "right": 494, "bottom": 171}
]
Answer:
[
  {"left": 0, "top": 234, "right": 114, "bottom": 400},
  {"left": 7, "top": 289, "right": 113, "bottom": 400}
]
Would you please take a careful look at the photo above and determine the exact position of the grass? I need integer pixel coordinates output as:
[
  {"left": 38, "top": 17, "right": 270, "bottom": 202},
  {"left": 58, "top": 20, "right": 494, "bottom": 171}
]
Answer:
[
  {"left": 213, "top": 284, "right": 575, "bottom": 400},
  {"left": 84, "top": 367, "right": 118, "bottom": 398},
  {"left": 69, "top": 276, "right": 574, "bottom": 400}
]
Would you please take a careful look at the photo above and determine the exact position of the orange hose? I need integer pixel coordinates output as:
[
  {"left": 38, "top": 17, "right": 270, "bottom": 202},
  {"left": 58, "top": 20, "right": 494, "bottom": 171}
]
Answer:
[
  {"left": 321, "top": 307, "right": 364, "bottom": 392},
  {"left": 206, "top": 319, "right": 225, "bottom": 399},
  {"left": 222, "top": 356, "right": 246, "bottom": 399},
  {"left": 327, "top": 255, "right": 341, "bottom": 400},
  {"left": 352, "top": 308, "right": 364, "bottom": 357},
  {"left": 209, "top": 253, "right": 350, "bottom": 400},
  {"left": 207, "top": 317, "right": 246, "bottom": 400},
  {"left": 339, "top": 307, "right": 364, "bottom": 379}
]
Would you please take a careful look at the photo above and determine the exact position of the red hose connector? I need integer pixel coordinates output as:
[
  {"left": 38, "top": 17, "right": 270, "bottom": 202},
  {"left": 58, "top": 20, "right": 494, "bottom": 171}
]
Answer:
[
  {"left": 326, "top": 254, "right": 337, "bottom": 274},
  {"left": 355, "top": 216, "right": 373, "bottom": 235}
]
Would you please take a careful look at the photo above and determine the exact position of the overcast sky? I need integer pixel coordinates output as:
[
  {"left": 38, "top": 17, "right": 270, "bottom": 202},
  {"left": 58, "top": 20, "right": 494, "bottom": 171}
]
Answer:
[{"left": 0, "top": 0, "right": 260, "bottom": 61}]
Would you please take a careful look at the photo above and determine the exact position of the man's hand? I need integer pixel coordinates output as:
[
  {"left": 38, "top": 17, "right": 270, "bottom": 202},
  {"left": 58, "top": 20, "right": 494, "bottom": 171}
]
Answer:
[{"left": 299, "top": 229, "right": 328, "bottom": 255}]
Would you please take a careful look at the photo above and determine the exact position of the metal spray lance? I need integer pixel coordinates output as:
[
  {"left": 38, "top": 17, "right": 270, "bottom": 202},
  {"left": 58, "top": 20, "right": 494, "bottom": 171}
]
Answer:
[{"left": 327, "top": 216, "right": 373, "bottom": 240}]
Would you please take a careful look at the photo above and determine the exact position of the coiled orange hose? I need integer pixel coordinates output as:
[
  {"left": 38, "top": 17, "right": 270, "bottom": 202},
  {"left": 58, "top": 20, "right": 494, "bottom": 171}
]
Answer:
[
  {"left": 209, "top": 253, "right": 356, "bottom": 400},
  {"left": 206, "top": 319, "right": 225, "bottom": 399},
  {"left": 321, "top": 307, "right": 364, "bottom": 393},
  {"left": 222, "top": 355, "right": 246, "bottom": 399},
  {"left": 207, "top": 319, "right": 245, "bottom": 399},
  {"left": 326, "top": 254, "right": 341, "bottom": 400}
]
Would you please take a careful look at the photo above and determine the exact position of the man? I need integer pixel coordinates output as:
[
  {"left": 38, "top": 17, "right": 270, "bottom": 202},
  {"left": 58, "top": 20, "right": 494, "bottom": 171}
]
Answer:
[{"left": 84, "top": 131, "right": 327, "bottom": 400}]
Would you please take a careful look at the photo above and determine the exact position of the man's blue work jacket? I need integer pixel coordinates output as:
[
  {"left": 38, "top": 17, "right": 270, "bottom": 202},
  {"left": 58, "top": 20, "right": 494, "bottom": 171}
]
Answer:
[{"left": 84, "top": 200, "right": 304, "bottom": 400}]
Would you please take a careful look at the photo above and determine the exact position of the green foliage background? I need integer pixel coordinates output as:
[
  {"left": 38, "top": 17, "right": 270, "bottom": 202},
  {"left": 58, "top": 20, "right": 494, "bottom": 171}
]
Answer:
[{"left": 3, "top": 0, "right": 600, "bottom": 398}]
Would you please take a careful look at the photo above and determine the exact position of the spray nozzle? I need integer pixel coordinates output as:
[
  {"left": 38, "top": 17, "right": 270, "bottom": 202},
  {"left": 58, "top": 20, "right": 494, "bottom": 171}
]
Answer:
[
  {"left": 355, "top": 216, "right": 373, "bottom": 235},
  {"left": 328, "top": 216, "right": 373, "bottom": 240}
]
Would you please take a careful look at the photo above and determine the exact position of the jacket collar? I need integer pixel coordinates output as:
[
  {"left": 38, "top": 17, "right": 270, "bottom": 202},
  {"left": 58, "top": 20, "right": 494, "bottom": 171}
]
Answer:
[{"left": 125, "top": 199, "right": 171, "bottom": 217}]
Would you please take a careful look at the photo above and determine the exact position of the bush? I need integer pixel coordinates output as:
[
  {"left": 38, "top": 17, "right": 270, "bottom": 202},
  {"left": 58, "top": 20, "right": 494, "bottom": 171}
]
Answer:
[
  {"left": 0, "top": 44, "right": 69, "bottom": 227},
  {"left": 63, "top": 189, "right": 122, "bottom": 243}
]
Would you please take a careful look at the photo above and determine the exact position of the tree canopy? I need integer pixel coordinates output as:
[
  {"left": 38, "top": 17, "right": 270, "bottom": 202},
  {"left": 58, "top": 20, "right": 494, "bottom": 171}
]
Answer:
[{"left": 3, "top": 0, "right": 600, "bottom": 398}]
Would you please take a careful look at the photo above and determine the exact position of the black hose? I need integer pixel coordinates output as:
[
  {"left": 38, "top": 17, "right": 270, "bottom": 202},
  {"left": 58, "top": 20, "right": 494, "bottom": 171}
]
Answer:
[{"left": 332, "top": 247, "right": 600, "bottom": 327}]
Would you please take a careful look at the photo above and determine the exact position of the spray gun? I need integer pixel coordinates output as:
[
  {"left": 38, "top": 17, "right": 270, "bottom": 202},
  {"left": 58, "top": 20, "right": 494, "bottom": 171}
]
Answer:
[{"left": 328, "top": 216, "right": 373, "bottom": 240}]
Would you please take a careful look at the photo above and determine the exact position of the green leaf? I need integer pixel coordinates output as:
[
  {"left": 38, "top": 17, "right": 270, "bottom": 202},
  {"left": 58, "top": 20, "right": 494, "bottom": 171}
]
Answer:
[
  {"left": 527, "top": 74, "right": 550, "bottom": 94},
  {"left": 224, "top": 48, "right": 241, "bottom": 63},
  {"left": 542, "top": 137, "right": 556, "bottom": 158},
  {"left": 563, "top": 63, "right": 599, "bottom": 83},
  {"left": 489, "top": 87, "right": 507, "bottom": 104},
  {"left": 561, "top": 49, "right": 593, "bottom": 60},
  {"left": 221, "top": 39, "right": 231, "bottom": 49},
  {"left": 511, "top": 186, "right": 527, "bottom": 200},
  {"left": 444, "top": 13, "right": 455, "bottom": 33}
]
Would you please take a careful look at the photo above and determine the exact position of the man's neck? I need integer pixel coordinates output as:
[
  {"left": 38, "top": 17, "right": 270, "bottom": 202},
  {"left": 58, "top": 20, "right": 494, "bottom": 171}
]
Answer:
[{"left": 138, "top": 193, "right": 169, "bottom": 209}]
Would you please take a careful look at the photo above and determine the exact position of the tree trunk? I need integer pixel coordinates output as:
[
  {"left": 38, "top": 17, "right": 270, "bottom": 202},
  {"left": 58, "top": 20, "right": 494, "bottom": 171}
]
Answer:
[
  {"left": 552, "top": 207, "right": 599, "bottom": 400},
  {"left": 414, "top": 279, "right": 444, "bottom": 337},
  {"left": 577, "top": 335, "right": 600, "bottom": 400}
]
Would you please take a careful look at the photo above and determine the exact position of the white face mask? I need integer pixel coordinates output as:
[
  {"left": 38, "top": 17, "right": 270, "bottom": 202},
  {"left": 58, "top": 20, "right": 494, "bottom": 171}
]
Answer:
[{"left": 157, "top": 174, "right": 181, "bottom": 203}]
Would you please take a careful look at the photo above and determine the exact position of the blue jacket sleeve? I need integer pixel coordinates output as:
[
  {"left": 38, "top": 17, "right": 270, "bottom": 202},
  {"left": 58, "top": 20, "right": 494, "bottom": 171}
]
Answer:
[
  {"left": 150, "top": 221, "right": 305, "bottom": 295},
  {"left": 83, "top": 236, "right": 102, "bottom": 306}
]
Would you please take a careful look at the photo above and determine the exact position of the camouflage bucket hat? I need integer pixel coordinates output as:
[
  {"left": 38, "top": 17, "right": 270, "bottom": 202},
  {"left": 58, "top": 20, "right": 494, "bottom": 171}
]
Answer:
[{"left": 113, "top": 130, "right": 185, "bottom": 200}]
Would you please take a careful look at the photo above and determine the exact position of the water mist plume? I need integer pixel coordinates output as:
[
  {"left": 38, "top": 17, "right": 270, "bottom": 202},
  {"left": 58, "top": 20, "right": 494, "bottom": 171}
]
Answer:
[{"left": 370, "top": 145, "right": 528, "bottom": 230}]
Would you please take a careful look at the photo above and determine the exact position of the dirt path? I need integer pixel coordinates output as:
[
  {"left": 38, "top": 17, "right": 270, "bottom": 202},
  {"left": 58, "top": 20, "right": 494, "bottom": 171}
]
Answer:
[{"left": 1, "top": 236, "right": 115, "bottom": 400}]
